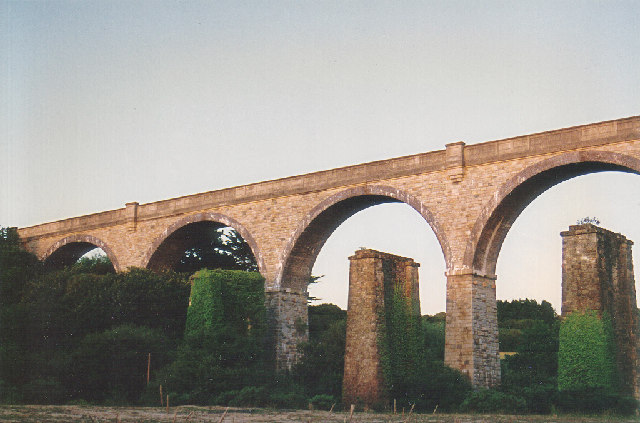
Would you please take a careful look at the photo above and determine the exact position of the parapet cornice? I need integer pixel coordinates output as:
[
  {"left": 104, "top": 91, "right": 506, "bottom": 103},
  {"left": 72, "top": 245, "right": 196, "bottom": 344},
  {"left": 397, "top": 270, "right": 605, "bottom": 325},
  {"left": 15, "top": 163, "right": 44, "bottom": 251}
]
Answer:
[{"left": 18, "top": 116, "right": 640, "bottom": 240}]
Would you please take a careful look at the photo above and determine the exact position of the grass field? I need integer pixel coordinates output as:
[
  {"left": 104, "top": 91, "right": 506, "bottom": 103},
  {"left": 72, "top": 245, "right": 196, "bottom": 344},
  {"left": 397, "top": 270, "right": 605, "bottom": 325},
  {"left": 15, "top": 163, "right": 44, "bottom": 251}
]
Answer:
[{"left": 0, "top": 405, "right": 638, "bottom": 423}]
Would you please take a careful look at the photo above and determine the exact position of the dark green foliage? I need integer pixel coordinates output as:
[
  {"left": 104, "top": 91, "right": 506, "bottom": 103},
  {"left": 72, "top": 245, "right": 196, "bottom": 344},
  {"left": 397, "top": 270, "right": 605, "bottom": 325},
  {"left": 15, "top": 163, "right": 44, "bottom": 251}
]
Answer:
[
  {"left": 498, "top": 299, "right": 556, "bottom": 325},
  {"left": 0, "top": 228, "right": 44, "bottom": 402},
  {"left": 307, "top": 303, "right": 346, "bottom": 338},
  {"left": 502, "top": 320, "right": 559, "bottom": 386},
  {"left": 0, "top": 229, "right": 191, "bottom": 405},
  {"left": 460, "top": 388, "right": 527, "bottom": 414},
  {"left": 0, "top": 227, "right": 42, "bottom": 306},
  {"left": 228, "top": 386, "right": 269, "bottom": 407},
  {"left": 309, "top": 393, "right": 336, "bottom": 410},
  {"left": 558, "top": 387, "right": 638, "bottom": 415},
  {"left": 379, "top": 284, "right": 423, "bottom": 407},
  {"left": 69, "top": 325, "right": 168, "bottom": 403},
  {"left": 498, "top": 299, "right": 559, "bottom": 414},
  {"left": 379, "top": 285, "right": 470, "bottom": 412},
  {"left": 264, "top": 390, "right": 307, "bottom": 409},
  {"left": 185, "top": 269, "right": 266, "bottom": 342},
  {"left": 294, "top": 316, "right": 346, "bottom": 399},
  {"left": 555, "top": 311, "right": 636, "bottom": 414},
  {"left": 20, "top": 268, "right": 190, "bottom": 351},
  {"left": 109, "top": 268, "right": 191, "bottom": 340},
  {"left": 498, "top": 328, "right": 522, "bottom": 352},
  {"left": 176, "top": 227, "right": 258, "bottom": 273},
  {"left": 159, "top": 269, "right": 268, "bottom": 404},
  {"left": 497, "top": 299, "right": 557, "bottom": 354},
  {"left": 558, "top": 311, "right": 617, "bottom": 392},
  {"left": 421, "top": 317, "right": 445, "bottom": 362},
  {"left": 294, "top": 303, "right": 347, "bottom": 400},
  {"left": 71, "top": 254, "right": 114, "bottom": 274}
]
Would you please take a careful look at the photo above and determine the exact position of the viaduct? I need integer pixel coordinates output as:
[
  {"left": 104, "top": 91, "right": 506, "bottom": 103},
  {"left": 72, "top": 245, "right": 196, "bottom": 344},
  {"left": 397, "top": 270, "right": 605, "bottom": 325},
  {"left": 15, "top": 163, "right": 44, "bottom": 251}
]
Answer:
[{"left": 18, "top": 116, "right": 640, "bottom": 388}]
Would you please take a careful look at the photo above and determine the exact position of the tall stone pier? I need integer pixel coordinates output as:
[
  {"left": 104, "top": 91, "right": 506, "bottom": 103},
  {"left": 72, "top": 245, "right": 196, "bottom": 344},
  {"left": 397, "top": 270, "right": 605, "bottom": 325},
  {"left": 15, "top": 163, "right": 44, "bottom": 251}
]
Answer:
[
  {"left": 444, "top": 271, "right": 500, "bottom": 387},
  {"left": 561, "top": 224, "right": 639, "bottom": 399},
  {"left": 342, "top": 249, "right": 420, "bottom": 409}
]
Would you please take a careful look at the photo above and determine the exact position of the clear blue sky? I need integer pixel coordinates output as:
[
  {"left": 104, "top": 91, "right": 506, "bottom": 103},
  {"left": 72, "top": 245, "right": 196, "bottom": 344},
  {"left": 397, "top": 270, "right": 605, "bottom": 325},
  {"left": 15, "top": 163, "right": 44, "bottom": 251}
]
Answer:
[{"left": 2, "top": 1, "right": 639, "bottom": 313}]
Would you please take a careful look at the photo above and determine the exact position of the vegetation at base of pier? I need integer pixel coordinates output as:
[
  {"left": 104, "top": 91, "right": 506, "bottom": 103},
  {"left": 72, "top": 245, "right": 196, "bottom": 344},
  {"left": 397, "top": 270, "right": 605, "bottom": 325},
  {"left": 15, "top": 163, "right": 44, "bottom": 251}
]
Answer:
[
  {"left": 377, "top": 282, "right": 471, "bottom": 412},
  {"left": 1, "top": 227, "right": 638, "bottom": 415}
]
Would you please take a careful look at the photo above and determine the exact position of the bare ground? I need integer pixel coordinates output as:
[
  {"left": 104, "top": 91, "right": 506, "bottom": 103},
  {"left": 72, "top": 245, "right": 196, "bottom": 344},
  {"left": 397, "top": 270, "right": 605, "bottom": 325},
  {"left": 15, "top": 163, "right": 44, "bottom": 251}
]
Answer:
[{"left": 0, "top": 405, "right": 639, "bottom": 423}]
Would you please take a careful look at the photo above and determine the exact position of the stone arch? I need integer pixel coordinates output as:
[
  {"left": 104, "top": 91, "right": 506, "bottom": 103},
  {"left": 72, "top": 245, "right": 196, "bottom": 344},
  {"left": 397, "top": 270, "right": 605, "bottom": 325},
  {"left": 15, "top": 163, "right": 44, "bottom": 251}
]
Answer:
[
  {"left": 143, "top": 212, "right": 265, "bottom": 274},
  {"left": 43, "top": 234, "right": 120, "bottom": 272},
  {"left": 276, "top": 184, "right": 450, "bottom": 291},
  {"left": 465, "top": 150, "right": 640, "bottom": 277}
]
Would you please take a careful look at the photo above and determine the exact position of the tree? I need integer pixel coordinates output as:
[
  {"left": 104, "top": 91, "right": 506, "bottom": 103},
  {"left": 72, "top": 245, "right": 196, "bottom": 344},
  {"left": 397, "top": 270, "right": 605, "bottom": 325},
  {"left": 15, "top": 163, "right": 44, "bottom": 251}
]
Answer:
[
  {"left": 0, "top": 227, "right": 43, "bottom": 402},
  {"left": 71, "top": 254, "right": 115, "bottom": 274},
  {"left": 176, "top": 227, "right": 258, "bottom": 273},
  {"left": 294, "top": 304, "right": 347, "bottom": 399},
  {"left": 498, "top": 299, "right": 560, "bottom": 413},
  {"left": 158, "top": 269, "right": 268, "bottom": 405}
]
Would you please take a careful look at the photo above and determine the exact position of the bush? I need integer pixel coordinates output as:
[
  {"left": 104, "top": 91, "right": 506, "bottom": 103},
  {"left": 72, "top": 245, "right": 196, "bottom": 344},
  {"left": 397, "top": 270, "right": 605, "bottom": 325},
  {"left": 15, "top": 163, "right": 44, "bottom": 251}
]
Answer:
[
  {"left": 71, "top": 255, "right": 114, "bottom": 274},
  {"left": 228, "top": 386, "right": 269, "bottom": 407},
  {"left": 308, "top": 304, "right": 346, "bottom": 340},
  {"left": 267, "top": 391, "right": 307, "bottom": 409},
  {"left": 421, "top": 317, "right": 445, "bottom": 362},
  {"left": 460, "top": 388, "right": 526, "bottom": 414},
  {"left": 309, "top": 394, "right": 336, "bottom": 410},
  {"left": 294, "top": 319, "right": 346, "bottom": 399},
  {"left": 557, "top": 387, "right": 638, "bottom": 415},
  {"left": 0, "top": 379, "right": 22, "bottom": 404},
  {"left": 159, "top": 270, "right": 269, "bottom": 404},
  {"left": 21, "top": 377, "right": 65, "bottom": 404},
  {"left": 558, "top": 311, "right": 617, "bottom": 392},
  {"left": 69, "top": 324, "right": 168, "bottom": 404}
]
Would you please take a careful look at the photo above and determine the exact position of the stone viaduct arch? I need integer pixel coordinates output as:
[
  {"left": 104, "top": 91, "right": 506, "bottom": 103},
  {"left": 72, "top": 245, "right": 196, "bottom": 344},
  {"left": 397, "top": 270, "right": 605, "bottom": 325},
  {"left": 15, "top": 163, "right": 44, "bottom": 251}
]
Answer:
[
  {"left": 276, "top": 184, "right": 450, "bottom": 292},
  {"left": 142, "top": 211, "right": 266, "bottom": 273},
  {"left": 17, "top": 115, "right": 640, "bottom": 390},
  {"left": 42, "top": 234, "right": 120, "bottom": 271},
  {"left": 466, "top": 150, "right": 640, "bottom": 278}
]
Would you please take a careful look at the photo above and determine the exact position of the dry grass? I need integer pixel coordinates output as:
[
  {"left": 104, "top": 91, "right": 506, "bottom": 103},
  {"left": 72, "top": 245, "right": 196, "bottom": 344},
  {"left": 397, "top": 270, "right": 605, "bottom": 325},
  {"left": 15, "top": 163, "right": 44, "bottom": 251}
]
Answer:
[{"left": 0, "top": 405, "right": 639, "bottom": 423}]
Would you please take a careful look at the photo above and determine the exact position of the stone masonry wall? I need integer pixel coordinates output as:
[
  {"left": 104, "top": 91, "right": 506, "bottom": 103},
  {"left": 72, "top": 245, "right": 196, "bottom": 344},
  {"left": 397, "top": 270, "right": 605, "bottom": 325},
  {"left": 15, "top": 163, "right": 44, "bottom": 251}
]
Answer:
[
  {"left": 561, "top": 224, "right": 639, "bottom": 399},
  {"left": 444, "top": 272, "right": 500, "bottom": 387},
  {"left": 342, "top": 249, "right": 420, "bottom": 409},
  {"left": 264, "top": 289, "right": 308, "bottom": 370}
]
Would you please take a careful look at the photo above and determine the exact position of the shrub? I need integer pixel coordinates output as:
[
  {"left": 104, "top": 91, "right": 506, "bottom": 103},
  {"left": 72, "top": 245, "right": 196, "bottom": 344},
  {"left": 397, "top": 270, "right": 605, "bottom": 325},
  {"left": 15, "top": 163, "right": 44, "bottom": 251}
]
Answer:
[
  {"left": 309, "top": 394, "right": 336, "bottom": 410},
  {"left": 558, "top": 311, "right": 617, "bottom": 392},
  {"left": 460, "top": 388, "right": 526, "bottom": 414},
  {"left": 159, "top": 270, "right": 269, "bottom": 404},
  {"left": 228, "top": 386, "right": 269, "bottom": 407},
  {"left": 21, "top": 377, "right": 65, "bottom": 404},
  {"left": 267, "top": 391, "right": 307, "bottom": 409},
  {"left": 557, "top": 387, "right": 638, "bottom": 415},
  {"left": 0, "top": 379, "right": 22, "bottom": 404},
  {"left": 69, "top": 324, "right": 168, "bottom": 403},
  {"left": 294, "top": 319, "right": 346, "bottom": 399}
]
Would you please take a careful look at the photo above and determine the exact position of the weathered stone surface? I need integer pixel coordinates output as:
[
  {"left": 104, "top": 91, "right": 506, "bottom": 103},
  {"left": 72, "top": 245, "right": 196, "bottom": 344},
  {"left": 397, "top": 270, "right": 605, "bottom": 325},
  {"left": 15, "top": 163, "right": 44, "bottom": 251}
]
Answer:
[
  {"left": 561, "top": 224, "right": 639, "bottom": 399},
  {"left": 342, "top": 249, "right": 420, "bottom": 409},
  {"left": 16, "top": 116, "right": 640, "bottom": 387},
  {"left": 264, "top": 289, "right": 308, "bottom": 371},
  {"left": 444, "top": 272, "right": 499, "bottom": 388}
]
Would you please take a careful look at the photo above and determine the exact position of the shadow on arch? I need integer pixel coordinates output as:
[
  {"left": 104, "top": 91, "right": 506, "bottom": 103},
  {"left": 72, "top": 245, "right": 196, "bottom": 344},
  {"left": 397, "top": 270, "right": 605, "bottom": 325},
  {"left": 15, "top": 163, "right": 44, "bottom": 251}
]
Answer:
[
  {"left": 465, "top": 150, "right": 640, "bottom": 278},
  {"left": 42, "top": 234, "right": 120, "bottom": 272},
  {"left": 143, "top": 212, "right": 265, "bottom": 274},
  {"left": 275, "top": 185, "right": 451, "bottom": 292}
]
